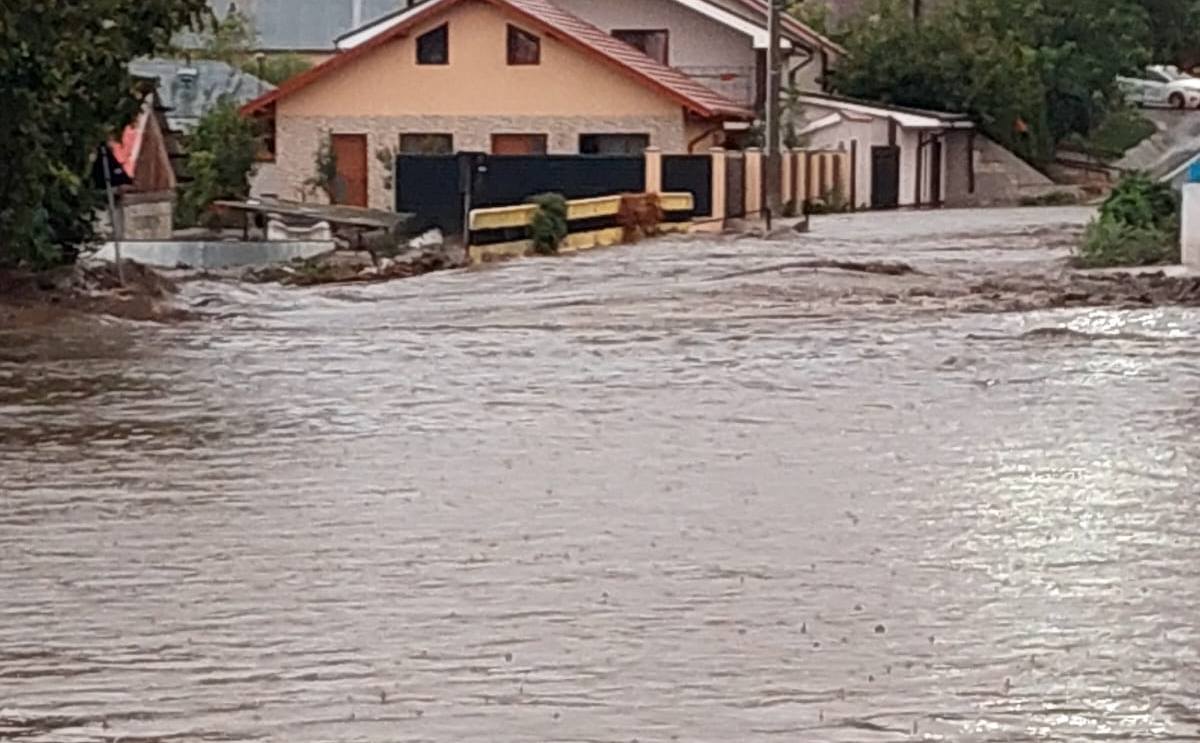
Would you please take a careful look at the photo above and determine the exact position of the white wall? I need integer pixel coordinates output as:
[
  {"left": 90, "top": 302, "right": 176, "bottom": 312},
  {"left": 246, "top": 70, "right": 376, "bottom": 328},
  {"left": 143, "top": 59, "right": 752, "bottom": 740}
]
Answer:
[
  {"left": 554, "top": 0, "right": 755, "bottom": 71},
  {"left": 796, "top": 102, "right": 963, "bottom": 209},
  {"left": 803, "top": 116, "right": 882, "bottom": 209}
]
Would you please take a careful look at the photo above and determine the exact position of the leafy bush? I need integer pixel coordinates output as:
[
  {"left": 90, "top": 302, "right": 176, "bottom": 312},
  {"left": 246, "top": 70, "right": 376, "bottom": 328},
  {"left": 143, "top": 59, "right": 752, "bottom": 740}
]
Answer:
[
  {"left": 305, "top": 131, "right": 339, "bottom": 202},
  {"left": 177, "top": 98, "right": 260, "bottom": 227},
  {"left": 1098, "top": 173, "right": 1178, "bottom": 230},
  {"left": 1075, "top": 173, "right": 1179, "bottom": 267},
  {"left": 1077, "top": 219, "right": 1178, "bottom": 268},
  {"left": 1067, "top": 108, "right": 1157, "bottom": 161},
  {"left": 528, "top": 193, "right": 568, "bottom": 255},
  {"left": 243, "top": 54, "right": 313, "bottom": 86}
]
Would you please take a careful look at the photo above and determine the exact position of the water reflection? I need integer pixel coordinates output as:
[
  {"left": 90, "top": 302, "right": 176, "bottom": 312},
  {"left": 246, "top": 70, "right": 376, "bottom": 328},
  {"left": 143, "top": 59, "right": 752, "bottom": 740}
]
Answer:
[{"left": 2, "top": 208, "right": 1198, "bottom": 742}]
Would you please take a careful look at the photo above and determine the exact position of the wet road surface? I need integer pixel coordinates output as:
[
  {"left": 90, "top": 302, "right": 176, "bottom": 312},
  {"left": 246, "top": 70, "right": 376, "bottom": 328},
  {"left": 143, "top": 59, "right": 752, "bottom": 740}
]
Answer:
[{"left": 2, "top": 207, "right": 1199, "bottom": 741}]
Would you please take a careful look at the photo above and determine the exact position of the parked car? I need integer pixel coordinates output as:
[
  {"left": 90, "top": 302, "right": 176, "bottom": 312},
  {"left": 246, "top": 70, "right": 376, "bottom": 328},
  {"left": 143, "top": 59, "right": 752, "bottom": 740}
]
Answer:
[{"left": 1118, "top": 65, "right": 1200, "bottom": 109}]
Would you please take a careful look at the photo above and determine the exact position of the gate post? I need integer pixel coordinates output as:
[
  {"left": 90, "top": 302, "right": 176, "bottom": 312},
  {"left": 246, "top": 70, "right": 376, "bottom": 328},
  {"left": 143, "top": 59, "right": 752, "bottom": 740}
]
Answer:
[
  {"left": 694, "top": 147, "right": 726, "bottom": 233},
  {"left": 744, "top": 148, "right": 763, "bottom": 219},
  {"left": 794, "top": 149, "right": 808, "bottom": 207},
  {"left": 781, "top": 151, "right": 794, "bottom": 212},
  {"left": 644, "top": 147, "right": 662, "bottom": 194}
]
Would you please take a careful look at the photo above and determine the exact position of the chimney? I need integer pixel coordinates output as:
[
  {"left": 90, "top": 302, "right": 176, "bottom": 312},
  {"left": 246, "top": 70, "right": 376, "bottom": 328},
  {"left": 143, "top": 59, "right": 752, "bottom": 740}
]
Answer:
[{"left": 174, "top": 66, "right": 200, "bottom": 121}]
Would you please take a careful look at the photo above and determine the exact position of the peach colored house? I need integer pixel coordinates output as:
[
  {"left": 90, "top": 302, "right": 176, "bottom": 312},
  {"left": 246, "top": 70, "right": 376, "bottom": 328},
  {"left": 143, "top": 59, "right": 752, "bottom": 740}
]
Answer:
[{"left": 240, "top": 0, "right": 751, "bottom": 209}]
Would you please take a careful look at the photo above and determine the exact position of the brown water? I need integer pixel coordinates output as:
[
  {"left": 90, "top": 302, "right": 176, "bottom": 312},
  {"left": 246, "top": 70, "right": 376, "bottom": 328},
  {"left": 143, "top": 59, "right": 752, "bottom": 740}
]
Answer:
[{"left": 3, "top": 207, "right": 1199, "bottom": 742}]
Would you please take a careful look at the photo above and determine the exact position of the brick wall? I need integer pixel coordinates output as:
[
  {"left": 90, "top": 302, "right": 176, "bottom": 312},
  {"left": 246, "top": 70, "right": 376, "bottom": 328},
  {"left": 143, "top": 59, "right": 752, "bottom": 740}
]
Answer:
[{"left": 275, "top": 114, "right": 687, "bottom": 209}]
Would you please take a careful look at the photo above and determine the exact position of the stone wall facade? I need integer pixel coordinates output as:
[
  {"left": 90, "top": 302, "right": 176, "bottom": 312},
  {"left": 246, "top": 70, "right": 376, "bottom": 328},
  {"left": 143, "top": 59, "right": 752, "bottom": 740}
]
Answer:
[{"left": 274, "top": 114, "right": 688, "bottom": 210}]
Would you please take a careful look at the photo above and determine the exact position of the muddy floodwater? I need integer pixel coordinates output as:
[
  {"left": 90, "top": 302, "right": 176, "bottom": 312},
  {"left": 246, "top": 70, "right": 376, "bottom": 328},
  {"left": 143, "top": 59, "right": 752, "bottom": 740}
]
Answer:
[{"left": 3, "top": 207, "right": 1199, "bottom": 742}]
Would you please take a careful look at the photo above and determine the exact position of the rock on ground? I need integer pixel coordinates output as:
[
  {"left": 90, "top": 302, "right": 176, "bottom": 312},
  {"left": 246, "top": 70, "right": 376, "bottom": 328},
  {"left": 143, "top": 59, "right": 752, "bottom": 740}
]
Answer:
[{"left": 244, "top": 235, "right": 467, "bottom": 287}]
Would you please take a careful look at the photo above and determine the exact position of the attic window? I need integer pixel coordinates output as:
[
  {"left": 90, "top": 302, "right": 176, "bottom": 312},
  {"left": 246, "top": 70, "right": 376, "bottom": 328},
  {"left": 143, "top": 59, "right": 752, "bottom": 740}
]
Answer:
[
  {"left": 507, "top": 25, "right": 540, "bottom": 65},
  {"left": 417, "top": 24, "right": 449, "bottom": 65}
]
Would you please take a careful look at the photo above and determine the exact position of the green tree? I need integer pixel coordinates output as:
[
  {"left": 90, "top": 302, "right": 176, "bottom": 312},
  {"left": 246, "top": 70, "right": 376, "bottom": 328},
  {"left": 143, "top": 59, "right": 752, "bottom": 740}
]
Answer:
[
  {"left": 242, "top": 53, "right": 313, "bottom": 86},
  {"left": 177, "top": 98, "right": 260, "bottom": 227},
  {"left": 194, "top": 8, "right": 257, "bottom": 65},
  {"left": 1136, "top": 0, "right": 1200, "bottom": 65},
  {"left": 0, "top": 0, "right": 206, "bottom": 267},
  {"left": 826, "top": 0, "right": 1150, "bottom": 163}
]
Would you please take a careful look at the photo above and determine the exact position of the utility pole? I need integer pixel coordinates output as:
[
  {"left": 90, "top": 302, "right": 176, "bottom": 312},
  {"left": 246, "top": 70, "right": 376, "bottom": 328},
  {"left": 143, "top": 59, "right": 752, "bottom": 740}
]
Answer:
[{"left": 764, "top": 0, "right": 784, "bottom": 217}]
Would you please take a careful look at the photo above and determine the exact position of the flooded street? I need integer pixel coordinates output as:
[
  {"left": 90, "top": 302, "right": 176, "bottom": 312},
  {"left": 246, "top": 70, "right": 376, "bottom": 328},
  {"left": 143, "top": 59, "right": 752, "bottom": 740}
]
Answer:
[{"left": 3, "top": 206, "right": 1199, "bottom": 742}]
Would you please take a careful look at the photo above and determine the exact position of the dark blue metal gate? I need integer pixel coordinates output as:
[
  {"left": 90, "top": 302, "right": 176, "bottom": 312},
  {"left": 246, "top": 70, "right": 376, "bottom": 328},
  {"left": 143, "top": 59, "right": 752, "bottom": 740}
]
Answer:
[
  {"left": 662, "top": 155, "right": 712, "bottom": 217},
  {"left": 395, "top": 153, "right": 646, "bottom": 236}
]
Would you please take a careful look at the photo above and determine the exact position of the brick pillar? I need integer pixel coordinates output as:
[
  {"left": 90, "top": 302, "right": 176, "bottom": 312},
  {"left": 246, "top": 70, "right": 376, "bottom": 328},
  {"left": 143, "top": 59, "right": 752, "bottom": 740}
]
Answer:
[
  {"left": 781, "top": 151, "right": 795, "bottom": 211},
  {"left": 836, "top": 150, "right": 850, "bottom": 207},
  {"left": 695, "top": 147, "right": 726, "bottom": 233},
  {"left": 795, "top": 149, "right": 809, "bottom": 206},
  {"left": 644, "top": 146, "right": 662, "bottom": 194},
  {"left": 744, "top": 147, "right": 763, "bottom": 218}
]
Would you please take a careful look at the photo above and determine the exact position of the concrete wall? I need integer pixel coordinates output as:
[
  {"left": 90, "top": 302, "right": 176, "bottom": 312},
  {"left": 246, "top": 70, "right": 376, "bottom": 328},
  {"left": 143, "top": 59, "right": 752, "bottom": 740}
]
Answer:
[
  {"left": 942, "top": 131, "right": 973, "bottom": 206},
  {"left": 797, "top": 104, "right": 977, "bottom": 209},
  {"left": 801, "top": 114, "right": 885, "bottom": 209},
  {"left": 958, "top": 135, "right": 1056, "bottom": 207},
  {"left": 250, "top": 161, "right": 285, "bottom": 199},
  {"left": 121, "top": 197, "right": 176, "bottom": 240},
  {"left": 94, "top": 240, "right": 334, "bottom": 269}
]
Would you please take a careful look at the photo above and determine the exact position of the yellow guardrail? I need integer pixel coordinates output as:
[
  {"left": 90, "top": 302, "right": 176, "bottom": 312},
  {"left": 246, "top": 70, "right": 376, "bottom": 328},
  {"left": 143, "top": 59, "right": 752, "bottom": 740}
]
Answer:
[{"left": 468, "top": 192, "right": 695, "bottom": 264}]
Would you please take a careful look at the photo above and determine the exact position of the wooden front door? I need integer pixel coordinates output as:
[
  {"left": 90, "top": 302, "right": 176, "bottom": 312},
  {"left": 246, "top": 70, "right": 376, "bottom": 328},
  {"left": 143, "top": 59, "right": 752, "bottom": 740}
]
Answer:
[
  {"left": 332, "top": 134, "right": 368, "bottom": 207},
  {"left": 491, "top": 134, "right": 548, "bottom": 155}
]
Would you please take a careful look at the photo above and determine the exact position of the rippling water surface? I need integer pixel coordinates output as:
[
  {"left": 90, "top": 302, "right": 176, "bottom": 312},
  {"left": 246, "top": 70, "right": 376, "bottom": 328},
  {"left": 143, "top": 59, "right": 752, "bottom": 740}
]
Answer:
[{"left": 2, "top": 208, "right": 1199, "bottom": 742}]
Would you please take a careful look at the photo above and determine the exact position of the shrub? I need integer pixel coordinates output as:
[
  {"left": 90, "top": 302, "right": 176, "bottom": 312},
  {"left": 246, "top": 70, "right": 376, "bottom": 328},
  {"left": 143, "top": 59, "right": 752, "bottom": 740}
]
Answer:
[
  {"left": 177, "top": 97, "right": 260, "bottom": 227},
  {"left": 1074, "top": 172, "right": 1180, "bottom": 268},
  {"left": 243, "top": 54, "right": 313, "bottom": 86},
  {"left": 1098, "top": 173, "right": 1178, "bottom": 231},
  {"left": 528, "top": 193, "right": 568, "bottom": 255},
  {"left": 305, "top": 131, "right": 339, "bottom": 202},
  {"left": 1076, "top": 219, "right": 1179, "bottom": 268}
]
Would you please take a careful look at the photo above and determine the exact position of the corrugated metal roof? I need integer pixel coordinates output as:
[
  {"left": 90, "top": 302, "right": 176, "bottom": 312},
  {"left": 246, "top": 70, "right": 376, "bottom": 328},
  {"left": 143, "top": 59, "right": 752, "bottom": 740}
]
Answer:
[
  {"left": 130, "top": 58, "right": 274, "bottom": 131},
  {"left": 207, "top": 0, "right": 408, "bottom": 50}
]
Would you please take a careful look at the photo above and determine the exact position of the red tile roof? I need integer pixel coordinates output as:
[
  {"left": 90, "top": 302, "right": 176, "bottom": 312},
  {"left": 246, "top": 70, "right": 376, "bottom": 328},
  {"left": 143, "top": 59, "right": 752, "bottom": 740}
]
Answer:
[
  {"left": 110, "top": 121, "right": 143, "bottom": 176},
  {"left": 241, "top": 0, "right": 752, "bottom": 120}
]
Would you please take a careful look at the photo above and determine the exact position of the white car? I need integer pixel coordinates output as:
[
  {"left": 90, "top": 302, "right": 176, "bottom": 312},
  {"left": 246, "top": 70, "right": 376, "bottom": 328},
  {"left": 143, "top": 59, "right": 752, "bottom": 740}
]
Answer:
[{"left": 1118, "top": 65, "right": 1200, "bottom": 109}]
